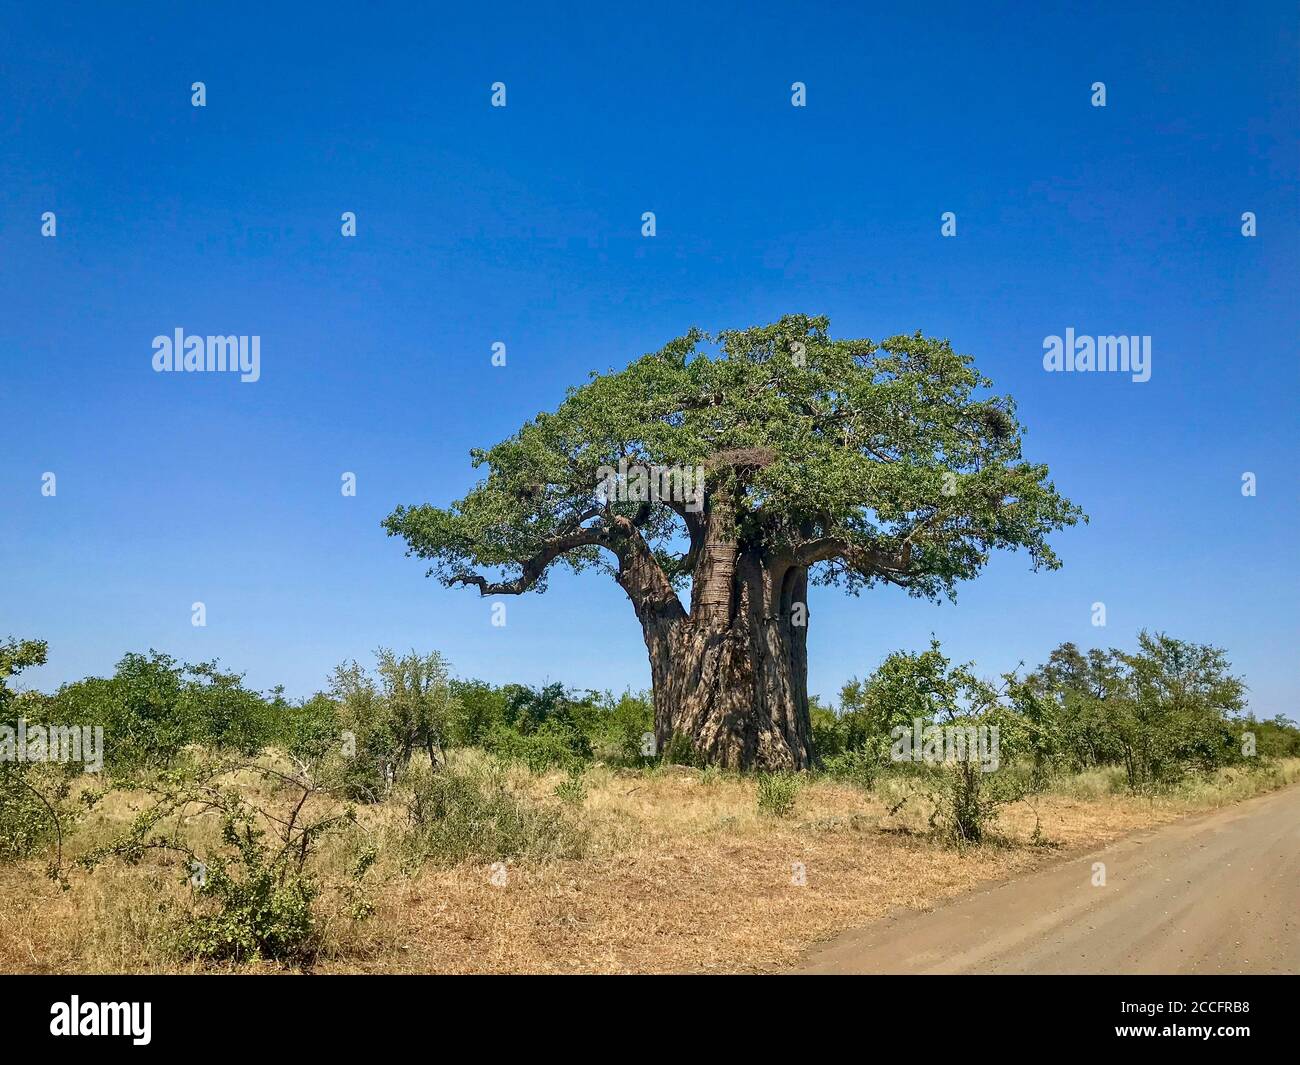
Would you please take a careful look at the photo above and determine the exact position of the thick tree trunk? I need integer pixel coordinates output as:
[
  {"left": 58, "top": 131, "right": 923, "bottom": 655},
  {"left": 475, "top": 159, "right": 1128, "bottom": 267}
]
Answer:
[{"left": 642, "top": 554, "right": 815, "bottom": 771}]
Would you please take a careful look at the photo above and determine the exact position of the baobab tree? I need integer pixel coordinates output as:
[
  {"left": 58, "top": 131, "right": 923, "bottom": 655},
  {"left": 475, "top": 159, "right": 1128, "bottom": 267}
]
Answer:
[{"left": 384, "top": 316, "right": 1083, "bottom": 770}]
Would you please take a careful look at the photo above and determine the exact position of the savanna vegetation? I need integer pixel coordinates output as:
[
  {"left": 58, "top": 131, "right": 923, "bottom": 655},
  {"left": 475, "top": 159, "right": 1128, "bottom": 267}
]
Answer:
[
  {"left": 2, "top": 629, "right": 1295, "bottom": 973},
  {"left": 2, "top": 319, "right": 1294, "bottom": 972}
]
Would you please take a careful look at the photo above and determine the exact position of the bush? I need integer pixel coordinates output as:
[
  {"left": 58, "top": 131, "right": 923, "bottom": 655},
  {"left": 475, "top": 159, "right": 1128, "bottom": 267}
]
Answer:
[
  {"left": 756, "top": 773, "right": 799, "bottom": 817},
  {"left": 0, "top": 762, "right": 82, "bottom": 866},
  {"left": 822, "top": 748, "right": 880, "bottom": 790},
  {"left": 553, "top": 765, "right": 587, "bottom": 805},
  {"left": 327, "top": 650, "right": 458, "bottom": 801},
  {"left": 809, "top": 696, "right": 844, "bottom": 760},
  {"left": 401, "top": 762, "right": 586, "bottom": 866},
  {"left": 0, "top": 638, "right": 85, "bottom": 867},
  {"left": 448, "top": 679, "right": 507, "bottom": 746},
  {"left": 181, "top": 661, "right": 277, "bottom": 755},
  {"left": 275, "top": 692, "right": 342, "bottom": 762},
  {"left": 79, "top": 757, "right": 369, "bottom": 967},
  {"left": 374, "top": 648, "right": 456, "bottom": 767},
  {"left": 1241, "top": 715, "right": 1300, "bottom": 758},
  {"left": 48, "top": 652, "right": 279, "bottom": 773},
  {"left": 587, "top": 689, "right": 654, "bottom": 764},
  {"left": 1030, "top": 633, "right": 1250, "bottom": 789},
  {"left": 484, "top": 719, "right": 588, "bottom": 774},
  {"left": 447, "top": 681, "right": 651, "bottom": 767},
  {"left": 934, "top": 761, "right": 991, "bottom": 843},
  {"left": 52, "top": 652, "right": 188, "bottom": 773},
  {"left": 502, "top": 682, "right": 589, "bottom": 738},
  {"left": 178, "top": 818, "right": 319, "bottom": 963}
]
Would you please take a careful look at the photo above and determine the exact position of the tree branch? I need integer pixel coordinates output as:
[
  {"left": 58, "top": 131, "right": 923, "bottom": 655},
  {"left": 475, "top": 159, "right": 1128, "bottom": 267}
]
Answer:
[
  {"left": 449, "top": 505, "right": 685, "bottom": 626},
  {"left": 449, "top": 526, "right": 611, "bottom": 596},
  {"left": 796, "top": 536, "right": 913, "bottom": 577}
]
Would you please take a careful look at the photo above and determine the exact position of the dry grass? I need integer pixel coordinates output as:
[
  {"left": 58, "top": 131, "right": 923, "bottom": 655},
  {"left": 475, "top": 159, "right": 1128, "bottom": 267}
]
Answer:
[{"left": 2, "top": 756, "right": 1297, "bottom": 974}]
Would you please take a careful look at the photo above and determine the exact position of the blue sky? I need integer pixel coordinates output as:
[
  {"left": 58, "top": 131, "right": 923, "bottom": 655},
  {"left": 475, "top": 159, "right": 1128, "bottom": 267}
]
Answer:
[{"left": 2, "top": 1, "right": 1297, "bottom": 717}]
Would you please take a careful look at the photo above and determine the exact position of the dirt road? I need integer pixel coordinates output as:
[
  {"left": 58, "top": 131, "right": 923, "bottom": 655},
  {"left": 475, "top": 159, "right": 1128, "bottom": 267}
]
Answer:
[{"left": 796, "top": 784, "right": 1300, "bottom": 974}]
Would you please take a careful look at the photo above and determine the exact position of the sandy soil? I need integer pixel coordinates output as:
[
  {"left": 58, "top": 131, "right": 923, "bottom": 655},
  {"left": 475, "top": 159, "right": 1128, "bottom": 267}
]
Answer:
[{"left": 797, "top": 782, "right": 1300, "bottom": 974}]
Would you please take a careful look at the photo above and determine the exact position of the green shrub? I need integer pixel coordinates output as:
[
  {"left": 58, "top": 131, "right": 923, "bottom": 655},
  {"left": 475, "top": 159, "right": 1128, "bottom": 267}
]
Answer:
[
  {"left": 52, "top": 652, "right": 188, "bottom": 773},
  {"left": 178, "top": 818, "right": 319, "bottom": 963},
  {"left": 587, "top": 689, "right": 654, "bottom": 764},
  {"left": 0, "top": 638, "right": 85, "bottom": 867},
  {"left": 809, "top": 696, "right": 845, "bottom": 760},
  {"left": 181, "top": 661, "right": 277, "bottom": 755},
  {"left": 327, "top": 651, "right": 458, "bottom": 801},
  {"left": 485, "top": 720, "right": 588, "bottom": 774},
  {"left": 1239, "top": 715, "right": 1300, "bottom": 758},
  {"left": 0, "top": 762, "right": 84, "bottom": 867},
  {"left": 448, "top": 679, "right": 507, "bottom": 746},
  {"left": 553, "top": 765, "right": 587, "bottom": 805},
  {"left": 822, "top": 748, "right": 880, "bottom": 790},
  {"left": 756, "top": 773, "right": 799, "bottom": 817},
  {"left": 79, "top": 757, "right": 368, "bottom": 967},
  {"left": 48, "top": 651, "right": 279, "bottom": 773},
  {"left": 447, "top": 681, "right": 652, "bottom": 767},
  {"left": 329, "top": 661, "right": 398, "bottom": 803},
  {"left": 1029, "top": 633, "right": 1251, "bottom": 790},
  {"left": 275, "top": 692, "right": 342, "bottom": 761},
  {"left": 401, "top": 763, "right": 586, "bottom": 866},
  {"left": 920, "top": 760, "right": 1031, "bottom": 845},
  {"left": 501, "top": 682, "right": 592, "bottom": 739}
]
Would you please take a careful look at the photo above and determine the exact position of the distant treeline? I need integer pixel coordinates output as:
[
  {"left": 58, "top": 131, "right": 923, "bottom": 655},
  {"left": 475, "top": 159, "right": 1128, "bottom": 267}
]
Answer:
[
  {"left": 815, "top": 632, "right": 1300, "bottom": 790},
  {"left": 4, "top": 632, "right": 1298, "bottom": 796}
]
